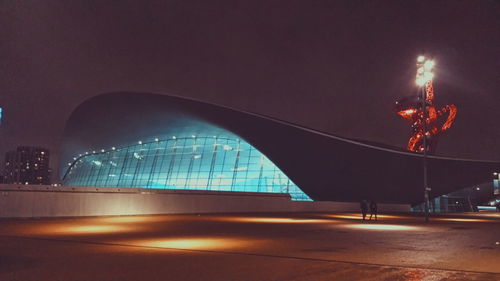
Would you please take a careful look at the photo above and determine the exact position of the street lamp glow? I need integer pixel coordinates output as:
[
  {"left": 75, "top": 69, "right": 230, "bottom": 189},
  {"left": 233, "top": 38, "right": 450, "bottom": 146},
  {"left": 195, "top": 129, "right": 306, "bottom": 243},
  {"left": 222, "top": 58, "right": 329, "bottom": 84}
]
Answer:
[
  {"left": 416, "top": 77, "right": 426, "bottom": 86},
  {"left": 423, "top": 72, "right": 434, "bottom": 81},
  {"left": 415, "top": 57, "right": 435, "bottom": 86},
  {"left": 424, "top": 60, "right": 435, "bottom": 70}
]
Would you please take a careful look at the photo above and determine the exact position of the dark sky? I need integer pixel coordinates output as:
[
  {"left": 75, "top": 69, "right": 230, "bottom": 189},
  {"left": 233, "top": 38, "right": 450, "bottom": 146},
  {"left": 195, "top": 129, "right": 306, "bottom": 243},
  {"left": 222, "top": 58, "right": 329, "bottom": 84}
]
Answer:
[{"left": 1, "top": 0, "right": 499, "bottom": 174}]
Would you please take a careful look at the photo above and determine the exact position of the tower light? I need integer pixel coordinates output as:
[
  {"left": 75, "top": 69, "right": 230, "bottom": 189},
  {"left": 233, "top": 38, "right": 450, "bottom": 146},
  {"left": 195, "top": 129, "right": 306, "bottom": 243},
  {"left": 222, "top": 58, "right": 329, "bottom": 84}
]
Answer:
[{"left": 415, "top": 56, "right": 435, "bottom": 86}]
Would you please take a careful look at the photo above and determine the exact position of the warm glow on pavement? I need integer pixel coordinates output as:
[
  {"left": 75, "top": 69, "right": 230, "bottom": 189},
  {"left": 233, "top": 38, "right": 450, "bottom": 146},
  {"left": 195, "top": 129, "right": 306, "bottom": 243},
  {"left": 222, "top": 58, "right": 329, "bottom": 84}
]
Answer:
[
  {"left": 324, "top": 213, "right": 407, "bottom": 220},
  {"left": 220, "top": 217, "right": 332, "bottom": 224},
  {"left": 124, "top": 237, "right": 252, "bottom": 251},
  {"left": 27, "top": 224, "right": 134, "bottom": 235},
  {"left": 325, "top": 214, "right": 362, "bottom": 220},
  {"left": 1, "top": 212, "right": 499, "bottom": 280},
  {"left": 463, "top": 212, "right": 500, "bottom": 218},
  {"left": 434, "top": 218, "right": 490, "bottom": 223},
  {"left": 94, "top": 216, "right": 171, "bottom": 224},
  {"left": 62, "top": 225, "right": 130, "bottom": 233},
  {"left": 345, "top": 224, "right": 420, "bottom": 231}
]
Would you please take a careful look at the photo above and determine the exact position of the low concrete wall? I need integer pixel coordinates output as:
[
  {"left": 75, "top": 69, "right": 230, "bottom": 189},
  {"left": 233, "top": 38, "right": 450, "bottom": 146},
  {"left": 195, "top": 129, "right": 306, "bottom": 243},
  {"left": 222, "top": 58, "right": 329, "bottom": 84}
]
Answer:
[{"left": 0, "top": 184, "right": 410, "bottom": 218}]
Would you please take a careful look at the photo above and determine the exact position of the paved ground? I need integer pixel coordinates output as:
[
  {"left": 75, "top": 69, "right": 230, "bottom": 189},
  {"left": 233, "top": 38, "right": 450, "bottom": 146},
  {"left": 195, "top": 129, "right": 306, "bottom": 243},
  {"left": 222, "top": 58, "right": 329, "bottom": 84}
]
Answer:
[{"left": 0, "top": 212, "right": 499, "bottom": 281}]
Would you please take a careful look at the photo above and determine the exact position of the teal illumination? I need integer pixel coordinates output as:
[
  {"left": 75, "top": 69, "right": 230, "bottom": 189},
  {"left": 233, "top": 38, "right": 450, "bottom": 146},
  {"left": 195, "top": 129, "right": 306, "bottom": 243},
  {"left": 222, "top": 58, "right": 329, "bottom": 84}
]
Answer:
[{"left": 63, "top": 136, "right": 311, "bottom": 201}]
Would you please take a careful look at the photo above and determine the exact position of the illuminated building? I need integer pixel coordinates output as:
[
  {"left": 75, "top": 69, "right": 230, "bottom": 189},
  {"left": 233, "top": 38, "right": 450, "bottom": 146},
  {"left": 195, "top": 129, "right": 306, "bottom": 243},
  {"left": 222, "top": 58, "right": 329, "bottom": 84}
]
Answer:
[
  {"left": 3, "top": 146, "right": 51, "bottom": 185},
  {"left": 60, "top": 92, "right": 500, "bottom": 204},
  {"left": 63, "top": 135, "right": 311, "bottom": 201}
]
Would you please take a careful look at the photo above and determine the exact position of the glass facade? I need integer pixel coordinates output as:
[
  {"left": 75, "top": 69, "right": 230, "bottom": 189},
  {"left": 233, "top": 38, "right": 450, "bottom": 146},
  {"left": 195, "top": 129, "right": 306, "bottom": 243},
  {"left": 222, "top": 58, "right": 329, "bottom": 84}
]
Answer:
[{"left": 63, "top": 136, "right": 311, "bottom": 201}]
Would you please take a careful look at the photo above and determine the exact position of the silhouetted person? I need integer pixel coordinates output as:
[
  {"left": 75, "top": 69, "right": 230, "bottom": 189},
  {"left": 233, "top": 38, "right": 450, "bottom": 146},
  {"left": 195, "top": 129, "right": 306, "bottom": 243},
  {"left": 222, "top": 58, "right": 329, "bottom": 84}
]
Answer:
[
  {"left": 369, "top": 200, "right": 378, "bottom": 221},
  {"left": 360, "top": 200, "right": 368, "bottom": 221}
]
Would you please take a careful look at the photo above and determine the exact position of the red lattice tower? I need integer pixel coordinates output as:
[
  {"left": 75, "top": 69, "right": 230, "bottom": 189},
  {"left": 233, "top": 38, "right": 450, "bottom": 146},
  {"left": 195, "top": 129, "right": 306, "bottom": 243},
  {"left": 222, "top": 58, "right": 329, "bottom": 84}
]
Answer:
[{"left": 395, "top": 57, "right": 457, "bottom": 153}]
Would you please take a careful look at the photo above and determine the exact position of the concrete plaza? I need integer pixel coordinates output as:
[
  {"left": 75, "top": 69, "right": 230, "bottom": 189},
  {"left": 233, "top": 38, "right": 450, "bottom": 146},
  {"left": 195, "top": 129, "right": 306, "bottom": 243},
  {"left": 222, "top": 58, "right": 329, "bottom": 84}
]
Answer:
[{"left": 0, "top": 212, "right": 499, "bottom": 281}]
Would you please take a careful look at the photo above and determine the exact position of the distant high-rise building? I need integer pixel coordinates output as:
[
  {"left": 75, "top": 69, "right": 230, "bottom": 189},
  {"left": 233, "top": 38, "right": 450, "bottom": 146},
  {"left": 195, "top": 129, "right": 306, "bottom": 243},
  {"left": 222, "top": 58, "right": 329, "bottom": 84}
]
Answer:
[{"left": 3, "top": 146, "right": 51, "bottom": 185}]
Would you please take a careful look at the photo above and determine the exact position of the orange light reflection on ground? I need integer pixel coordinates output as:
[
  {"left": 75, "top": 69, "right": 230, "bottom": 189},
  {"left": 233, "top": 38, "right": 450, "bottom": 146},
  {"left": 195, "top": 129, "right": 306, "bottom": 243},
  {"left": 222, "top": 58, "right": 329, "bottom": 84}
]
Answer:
[
  {"left": 30, "top": 224, "right": 133, "bottom": 235},
  {"left": 62, "top": 225, "right": 129, "bottom": 233},
  {"left": 221, "top": 217, "right": 331, "bottom": 224},
  {"left": 125, "top": 237, "right": 251, "bottom": 251},
  {"left": 434, "top": 218, "right": 490, "bottom": 223},
  {"left": 327, "top": 215, "right": 362, "bottom": 220},
  {"left": 324, "top": 214, "right": 404, "bottom": 220},
  {"left": 345, "top": 224, "right": 419, "bottom": 231},
  {"left": 465, "top": 213, "right": 500, "bottom": 218},
  {"left": 19, "top": 215, "right": 176, "bottom": 236},
  {"left": 94, "top": 216, "right": 170, "bottom": 224}
]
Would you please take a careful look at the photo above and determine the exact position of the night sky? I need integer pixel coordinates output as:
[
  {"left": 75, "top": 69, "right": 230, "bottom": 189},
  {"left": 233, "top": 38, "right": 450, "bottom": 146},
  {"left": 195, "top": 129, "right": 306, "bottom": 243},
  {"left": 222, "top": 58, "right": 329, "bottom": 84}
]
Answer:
[{"left": 1, "top": 0, "right": 499, "bottom": 176}]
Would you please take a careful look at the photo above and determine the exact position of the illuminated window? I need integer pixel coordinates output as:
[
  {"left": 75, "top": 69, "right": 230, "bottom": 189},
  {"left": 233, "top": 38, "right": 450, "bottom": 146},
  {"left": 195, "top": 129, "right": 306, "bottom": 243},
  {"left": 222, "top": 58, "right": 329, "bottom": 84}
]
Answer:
[{"left": 63, "top": 136, "right": 311, "bottom": 201}]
